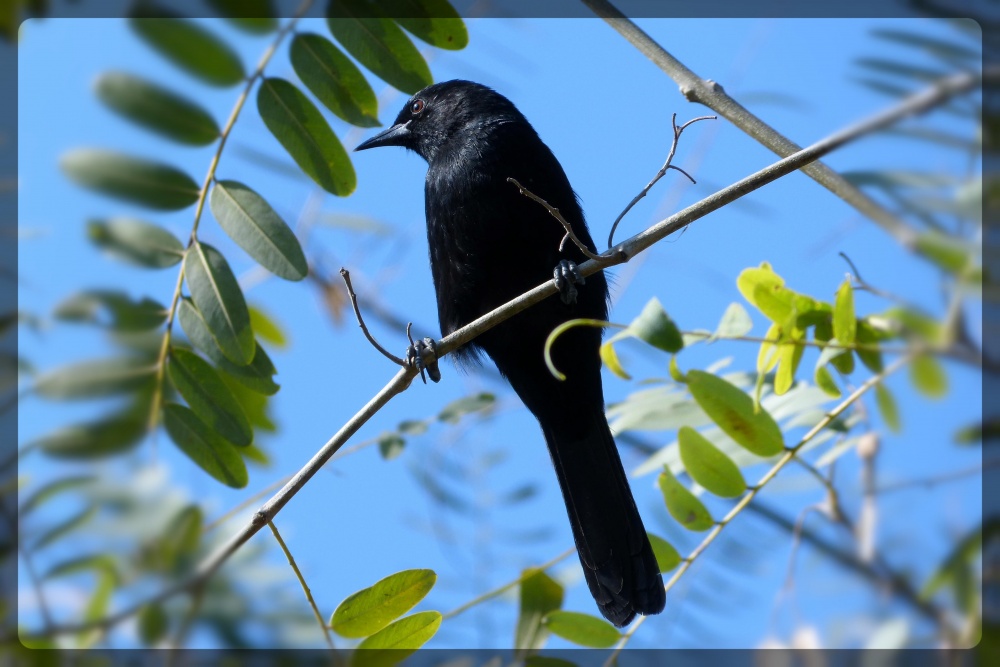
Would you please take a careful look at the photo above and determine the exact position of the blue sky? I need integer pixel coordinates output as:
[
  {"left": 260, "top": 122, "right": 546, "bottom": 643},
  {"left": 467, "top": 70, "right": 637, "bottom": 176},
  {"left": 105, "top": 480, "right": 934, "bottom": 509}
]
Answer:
[{"left": 17, "top": 15, "right": 982, "bottom": 649}]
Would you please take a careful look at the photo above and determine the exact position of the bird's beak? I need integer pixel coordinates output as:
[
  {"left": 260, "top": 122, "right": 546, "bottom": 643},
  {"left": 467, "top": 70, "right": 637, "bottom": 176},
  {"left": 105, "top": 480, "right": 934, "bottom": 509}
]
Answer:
[{"left": 354, "top": 121, "right": 412, "bottom": 151}]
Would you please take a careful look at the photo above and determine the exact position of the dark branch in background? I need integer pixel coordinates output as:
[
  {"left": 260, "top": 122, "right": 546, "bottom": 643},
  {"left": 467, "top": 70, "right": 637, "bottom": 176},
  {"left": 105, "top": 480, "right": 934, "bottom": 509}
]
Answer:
[
  {"left": 340, "top": 268, "right": 406, "bottom": 366},
  {"left": 15, "top": 62, "right": 983, "bottom": 644},
  {"left": 607, "top": 113, "right": 714, "bottom": 248}
]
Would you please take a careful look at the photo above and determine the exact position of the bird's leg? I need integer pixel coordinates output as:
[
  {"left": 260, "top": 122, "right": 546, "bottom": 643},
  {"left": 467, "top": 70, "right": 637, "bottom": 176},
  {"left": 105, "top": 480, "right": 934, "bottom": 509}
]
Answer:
[
  {"left": 406, "top": 337, "right": 441, "bottom": 384},
  {"left": 553, "top": 259, "right": 585, "bottom": 305}
]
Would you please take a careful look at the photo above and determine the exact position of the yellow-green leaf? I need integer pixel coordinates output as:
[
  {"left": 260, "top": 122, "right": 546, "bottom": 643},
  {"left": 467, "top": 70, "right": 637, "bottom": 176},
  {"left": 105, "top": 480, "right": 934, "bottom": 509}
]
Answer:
[
  {"left": 833, "top": 278, "right": 857, "bottom": 346},
  {"left": 599, "top": 341, "right": 630, "bottom": 380},
  {"left": 686, "top": 370, "right": 784, "bottom": 456},
  {"left": 647, "top": 533, "right": 681, "bottom": 572},
  {"left": 331, "top": 569, "right": 436, "bottom": 638},
  {"left": 515, "top": 568, "right": 563, "bottom": 654},
  {"left": 543, "top": 611, "right": 621, "bottom": 648},
  {"left": 815, "top": 365, "right": 841, "bottom": 398},
  {"left": 910, "top": 354, "right": 948, "bottom": 398},
  {"left": 875, "top": 384, "right": 901, "bottom": 433},
  {"left": 658, "top": 466, "right": 713, "bottom": 531},
  {"left": 355, "top": 610, "right": 441, "bottom": 651},
  {"left": 678, "top": 426, "right": 745, "bottom": 498}
]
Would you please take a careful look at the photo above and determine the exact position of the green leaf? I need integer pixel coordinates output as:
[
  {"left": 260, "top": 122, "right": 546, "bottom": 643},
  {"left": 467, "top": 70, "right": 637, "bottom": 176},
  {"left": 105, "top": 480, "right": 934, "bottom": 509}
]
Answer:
[
  {"left": 61, "top": 149, "right": 200, "bottom": 210},
  {"left": 54, "top": 290, "right": 166, "bottom": 332},
  {"left": 516, "top": 568, "right": 564, "bottom": 653},
  {"left": 35, "top": 357, "right": 155, "bottom": 399},
  {"left": 137, "top": 603, "right": 169, "bottom": 645},
  {"left": 44, "top": 554, "right": 118, "bottom": 581},
  {"left": 129, "top": 5, "right": 245, "bottom": 86},
  {"left": 95, "top": 71, "right": 219, "bottom": 145},
  {"left": 914, "top": 230, "right": 974, "bottom": 274},
  {"left": 833, "top": 278, "right": 857, "bottom": 345},
  {"left": 177, "top": 298, "right": 280, "bottom": 395},
  {"left": 713, "top": 302, "right": 753, "bottom": 339},
  {"left": 855, "top": 321, "right": 884, "bottom": 373},
  {"left": 383, "top": 0, "right": 468, "bottom": 50},
  {"left": 168, "top": 348, "right": 252, "bottom": 446},
  {"left": 647, "top": 533, "right": 681, "bottom": 572},
  {"left": 397, "top": 420, "right": 428, "bottom": 435},
  {"left": 257, "top": 77, "right": 357, "bottom": 196},
  {"left": 355, "top": 610, "right": 441, "bottom": 651},
  {"left": 875, "top": 384, "right": 901, "bottom": 433},
  {"left": 774, "top": 330, "right": 805, "bottom": 396},
  {"left": 210, "top": 180, "right": 308, "bottom": 280},
  {"left": 205, "top": 0, "right": 277, "bottom": 33},
  {"left": 658, "top": 465, "right": 714, "bottom": 531},
  {"left": 437, "top": 392, "right": 495, "bottom": 423},
  {"left": 248, "top": 305, "right": 287, "bottom": 348},
  {"left": 184, "top": 241, "right": 255, "bottom": 365},
  {"left": 543, "top": 611, "right": 621, "bottom": 648},
  {"left": 626, "top": 297, "right": 684, "bottom": 353},
  {"left": 686, "top": 370, "right": 784, "bottom": 456},
  {"left": 156, "top": 505, "right": 203, "bottom": 572},
  {"left": 20, "top": 476, "right": 95, "bottom": 516},
  {"left": 223, "top": 375, "right": 277, "bottom": 433},
  {"left": 34, "top": 413, "right": 146, "bottom": 459},
  {"left": 326, "top": 0, "right": 433, "bottom": 94},
  {"left": 678, "top": 426, "right": 745, "bottom": 498},
  {"left": 331, "top": 568, "right": 436, "bottom": 638},
  {"left": 290, "top": 32, "right": 380, "bottom": 127},
  {"left": 814, "top": 365, "right": 841, "bottom": 398},
  {"left": 162, "top": 403, "right": 249, "bottom": 488},
  {"left": 87, "top": 218, "right": 185, "bottom": 269},
  {"left": 378, "top": 432, "right": 406, "bottom": 460},
  {"left": 910, "top": 354, "right": 948, "bottom": 398}
]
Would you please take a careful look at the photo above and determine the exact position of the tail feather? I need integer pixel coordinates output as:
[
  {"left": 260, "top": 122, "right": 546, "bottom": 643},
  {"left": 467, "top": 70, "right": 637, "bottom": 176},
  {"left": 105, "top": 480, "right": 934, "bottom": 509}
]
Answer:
[{"left": 542, "top": 414, "right": 666, "bottom": 627}]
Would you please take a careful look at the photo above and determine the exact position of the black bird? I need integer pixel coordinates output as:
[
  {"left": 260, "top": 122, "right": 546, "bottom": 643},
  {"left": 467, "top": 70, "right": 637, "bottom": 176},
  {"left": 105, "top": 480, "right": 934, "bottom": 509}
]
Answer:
[{"left": 355, "top": 80, "right": 665, "bottom": 627}]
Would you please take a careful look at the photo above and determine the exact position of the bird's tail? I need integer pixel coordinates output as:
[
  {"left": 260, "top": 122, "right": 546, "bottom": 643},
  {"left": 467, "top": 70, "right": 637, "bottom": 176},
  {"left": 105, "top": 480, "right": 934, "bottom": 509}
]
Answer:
[{"left": 542, "top": 413, "right": 666, "bottom": 627}]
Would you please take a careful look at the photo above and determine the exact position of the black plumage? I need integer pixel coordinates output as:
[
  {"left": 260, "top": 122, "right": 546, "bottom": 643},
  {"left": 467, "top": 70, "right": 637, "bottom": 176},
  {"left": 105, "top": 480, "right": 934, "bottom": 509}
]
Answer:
[{"left": 355, "top": 80, "right": 665, "bottom": 627}]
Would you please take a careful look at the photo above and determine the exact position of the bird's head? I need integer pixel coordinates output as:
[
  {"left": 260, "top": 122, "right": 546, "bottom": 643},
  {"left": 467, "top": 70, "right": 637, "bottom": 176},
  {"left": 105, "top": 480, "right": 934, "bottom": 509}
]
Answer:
[{"left": 354, "top": 79, "right": 522, "bottom": 163}]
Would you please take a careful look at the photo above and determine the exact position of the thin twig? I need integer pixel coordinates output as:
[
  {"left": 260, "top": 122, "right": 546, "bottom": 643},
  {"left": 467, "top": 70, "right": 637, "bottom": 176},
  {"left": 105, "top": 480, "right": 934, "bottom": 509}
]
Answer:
[
  {"left": 876, "top": 460, "right": 997, "bottom": 495},
  {"left": 268, "top": 520, "right": 337, "bottom": 651},
  {"left": 340, "top": 268, "right": 405, "bottom": 366},
  {"left": 838, "top": 251, "right": 911, "bottom": 305},
  {"left": 607, "top": 113, "right": 715, "bottom": 247},
  {"left": 506, "top": 177, "right": 603, "bottom": 261}
]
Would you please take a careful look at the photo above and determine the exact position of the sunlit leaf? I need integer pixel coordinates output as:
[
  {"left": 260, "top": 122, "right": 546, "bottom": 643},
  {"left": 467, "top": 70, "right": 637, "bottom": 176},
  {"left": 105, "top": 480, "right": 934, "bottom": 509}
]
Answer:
[
  {"left": 383, "top": 0, "right": 468, "bottom": 50},
  {"left": 326, "top": 0, "right": 433, "bottom": 94},
  {"left": 248, "top": 305, "right": 287, "bottom": 348},
  {"left": 678, "top": 426, "right": 745, "bottom": 498},
  {"left": 855, "top": 320, "right": 884, "bottom": 373},
  {"left": 516, "top": 568, "right": 563, "bottom": 654},
  {"left": 257, "top": 77, "right": 357, "bottom": 196},
  {"left": 61, "top": 149, "right": 200, "bottom": 210},
  {"left": 910, "top": 354, "right": 948, "bottom": 398},
  {"left": 814, "top": 365, "right": 841, "bottom": 398},
  {"left": 713, "top": 302, "right": 753, "bottom": 339},
  {"left": 210, "top": 180, "right": 308, "bottom": 280},
  {"left": 95, "top": 71, "right": 219, "bottom": 145},
  {"left": 87, "top": 218, "right": 185, "bottom": 268},
  {"left": 437, "top": 392, "right": 494, "bottom": 423},
  {"left": 658, "top": 466, "right": 713, "bottom": 531},
  {"left": 331, "top": 569, "right": 436, "bottom": 638},
  {"left": 168, "top": 348, "right": 252, "bottom": 446},
  {"left": 163, "top": 403, "right": 249, "bottom": 488},
  {"left": 543, "top": 611, "right": 620, "bottom": 648},
  {"left": 833, "top": 279, "right": 856, "bottom": 346},
  {"left": 686, "top": 370, "right": 784, "bottom": 456},
  {"left": 875, "top": 384, "right": 901, "bottom": 433},
  {"left": 647, "top": 533, "right": 681, "bottom": 572},
  {"left": 774, "top": 331, "right": 805, "bottom": 396},
  {"left": 184, "top": 241, "right": 255, "bottom": 364},
  {"left": 625, "top": 298, "right": 683, "bottom": 353},
  {"left": 599, "top": 340, "right": 630, "bottom": 380},
  {"left": 914, "top": 230, "right": 974, "bottom": 275},
  {"left": 290, "top": 32, "right": 380, "bottom": 127},
  {"left": 355, "top": 610, "right": 441, "bottom": 652},
  {"left": 129, "top": 5, "right": 245, "bottom": 86}
]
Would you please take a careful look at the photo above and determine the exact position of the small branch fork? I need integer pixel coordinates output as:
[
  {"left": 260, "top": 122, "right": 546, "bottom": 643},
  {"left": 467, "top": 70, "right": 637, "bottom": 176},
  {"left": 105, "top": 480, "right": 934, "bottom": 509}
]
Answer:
[
  {"left": 340, "top": 268, "right": 406, "bottom": 366},
  {"left": 506, "top": 177, "right": 604, "bottom": 261},
  {"left": 607, "top": 113, "right": 714, "bottom": 248}
]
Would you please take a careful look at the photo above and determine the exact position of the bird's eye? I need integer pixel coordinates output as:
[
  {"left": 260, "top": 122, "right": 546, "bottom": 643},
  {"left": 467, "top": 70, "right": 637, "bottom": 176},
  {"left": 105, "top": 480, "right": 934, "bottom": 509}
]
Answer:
[{"left": 410, "top": 99, "right": 425, "bottom": 114}]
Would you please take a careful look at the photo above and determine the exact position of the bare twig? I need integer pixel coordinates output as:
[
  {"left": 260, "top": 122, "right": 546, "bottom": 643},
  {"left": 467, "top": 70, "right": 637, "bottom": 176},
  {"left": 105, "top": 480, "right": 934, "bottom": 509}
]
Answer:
[
  {"left": 506, "top": 177, "right": 603, "bottom": 261},
  {"left": 876, "top": 460, "right": 997, "bottom": 495},
  {"left": 607, "top": 113, "right": 715, "bottom": 247},
  {"left": 268, "top": 520, "right": 337, "bottom": 651},
  {"left": 340, "top": 268, "right": 406, "bottom": 366},
  {"left": 839, "top": 251, "right": 911, "bottom": 305}
]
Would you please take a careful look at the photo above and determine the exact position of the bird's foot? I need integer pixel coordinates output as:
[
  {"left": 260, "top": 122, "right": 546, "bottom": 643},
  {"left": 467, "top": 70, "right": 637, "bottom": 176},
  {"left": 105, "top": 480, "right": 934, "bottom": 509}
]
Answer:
[
  {"left": 553, "top": 260, "right": 585, "bottom": 305},
  {"left": 406, "top": 337, "right": 441, "bottom": 384}
]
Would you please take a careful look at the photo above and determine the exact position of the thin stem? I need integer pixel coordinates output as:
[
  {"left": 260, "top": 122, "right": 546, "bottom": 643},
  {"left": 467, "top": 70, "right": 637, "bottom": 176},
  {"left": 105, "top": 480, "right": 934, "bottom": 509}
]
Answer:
[
  {"left": 440, "top": 548, "right": 575, "bottom": 621},
  {"left": 340, "top": 268, "right": 406, "bottom": 366},
  {"left": 268, "top": 520, "right": 337, "bottom": 651},
  {"left": 507, "top": 178, "right": 603, "bottom": 261}
]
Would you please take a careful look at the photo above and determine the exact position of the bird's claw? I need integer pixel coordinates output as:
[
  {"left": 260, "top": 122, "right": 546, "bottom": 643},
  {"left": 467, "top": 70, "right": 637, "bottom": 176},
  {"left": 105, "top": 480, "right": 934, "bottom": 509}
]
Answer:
[
  {"left": 553, "top": 260, "right": 584, "bottom": 305},
  {"left": 406, "top": 337, "right": 441, "bottom": 384}
]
